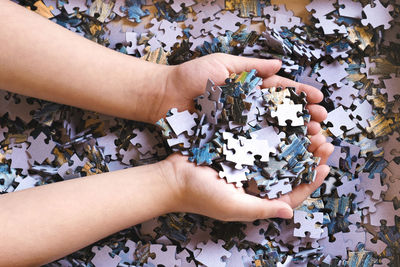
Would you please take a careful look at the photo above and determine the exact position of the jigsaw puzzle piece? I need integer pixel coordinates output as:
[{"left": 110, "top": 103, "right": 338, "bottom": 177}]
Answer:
[
  {"left": 293, "top": 210, "right": 324, "bottom": 239},
  {"left": 91, "top": 245, "right": 121, "bottom": 267},
  {"left": 195, "top": 240, "right": 231, "bottom": 267},
  {"left": 148, "top": 244, "right": 181, "bottom": 267},
  {"left": 271, "top": 98, "right": 304, "bottom": 126},
  {"left": 166, "top": 108, "right": 198, "bottom": 136}
]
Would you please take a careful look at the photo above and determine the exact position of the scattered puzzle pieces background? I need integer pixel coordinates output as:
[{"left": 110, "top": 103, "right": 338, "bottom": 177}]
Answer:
[{"left": 2, "top": 0, "right": 400, "bottom": 266}]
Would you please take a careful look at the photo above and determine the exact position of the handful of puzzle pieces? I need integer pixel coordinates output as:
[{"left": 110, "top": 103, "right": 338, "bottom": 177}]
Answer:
[
  {"left": 3, "top": 0, "right": 400, "bottom": 266},
  {"left": 157, "top": 70, "right": 320, "bottom": 198}
]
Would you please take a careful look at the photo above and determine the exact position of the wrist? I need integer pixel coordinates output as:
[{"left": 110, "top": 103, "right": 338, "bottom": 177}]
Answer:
[
  {"left": 125, "top": 59, "right": 174, "bottom": 123},
  {"left": 154, "top": 156, "right": 186, "bottom": 213}
]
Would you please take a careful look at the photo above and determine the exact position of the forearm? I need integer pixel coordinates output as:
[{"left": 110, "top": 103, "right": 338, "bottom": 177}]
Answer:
[
  {"left": 0, "top": 1, "right": 169, "bottom": 123},
  {"left": 0, "top": 161, "right": 177, "bottom": 266}
]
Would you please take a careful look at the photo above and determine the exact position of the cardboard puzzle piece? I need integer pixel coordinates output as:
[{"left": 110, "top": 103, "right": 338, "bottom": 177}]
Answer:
[
  {"left": 305, "top": 0, "right": 336, "bottom": 19},
  {"left": 358, "top": 192, "right": 380, "bottom": 214},
  {"left": 119, "top": 143, "right": 141, "bottom": 165},
  {"left": 315, "top": 16, "right": 348, "bottom": 35},
  {"left": 329, "top": 81, "right": 359, "bottom": 108},
  {"left": 185, "top": 227, "right": 212, "bottom": 252},
  {"left": 117, "top": 240, "right": 137, "bottom": 265},
  {"left": 322, "top": 176, "right": 336, "bottom": 195},
  {"left": 188, "top": 1, "right": 222, "bottom": 38},
  {"left": 225, "top": 246, "right": 251, "bottom": 267},
  {"left": 351, "top": 99, "right": 374, "bottom": 129},
  {"left": 361, "top": 1, "right": 394, "bottom": 30},
  {"left": 13, "top": 174, "right": 40, "bottom": 191},
  {"left": 223, "top": 142, "right": 254, "bottom": 170},
  {"left": 223, "top": 132, "right": 274, "bottom": 169},
  {"left": 148, "top": 244, "right": 181, "bottom": 267},
  {"left": 360, "top": 57, "right": 381, "bottom": 84},
  {"left": 318, "top": 232, "right": 348, "bottom": 259},
  {"left": 27, "top": 132, "right": 56, "bottom": 165},
  {"left": 0, "top": 92, "right": 40, "bottom": 123},
  {"left": 212, "top": 10, "right": 249, "bottom": 36},
  {"left": 384, "top": 160, "right": 400, "bottom": 183},
  {"left": 317, "top": 61, "right": 349, "bottom": 87},
  {"left": 189, "top": 142, "right": 219, "bottom": 165},
  {"left": 266, "top": 178, "right": 292, "bottom": 199},
  {"left": 58, "top": 154, "right": 89, "bottom": 179},
  {"left": 264, "top": 4, "right": 302, "bottom": 31},
  {"left": 382, "top": 74, "right": 400, "bottom": 102},
  {"left": 370, "top": 201, "right": 400, "bottom": 226},
  {"left": 125, "top": 31, "right": 146, "bottom": 55},
  {"left": 271, "top": 98, "right": 304, "bottom": 126},
  {"left": 327, "top": 146, "right": 346, "bottom": 168},
  {"left": 379, "top": 131, "right": 400, "bottom": 162},
  {"left": 195, "top": 79, "right": 222, "bottom": 125},
  {"left": 195, "top": 240, "right": 231, "bottom": 267},
  {"left": 131, "top": 128, "right": 159, "bottom": 155},
  {"left": 384, "top": 178, "right": 400, "bottom": 202},
  {"left": 170, "top": 0, "right": 196, "bottom": 12},
  {"left": 373, "top": 258, "right": 391, "bottom": 267},
  {"left": 324, "top": 106, "right": 356, "bottom": 136},
  {"left": 166, "top": 108, "right": 198, "bottom": 136},
  {"left": 63, "top": 0, "right": 88, "bottom": 14},
  {"left": 365, "top": 232, "right": 387, "bottom": 255},
  {"left": 336, "top": 175, "right": 360, "bottom": 197},
  {"left": 277, "top": 134, "right": 311, "bottom": 174},
  {"left": 293, "top": 210, "right": 324, "bottom": 239},
  {"left": 250, "top": 126, "right": 285, "bottom": 154},
  {"left": 6, "top": 142, "right": 30, "bottom": 175},
  {"left": 176, "top": 249, "right": 196, "bottom": 267},
  {"left": 158, "top": 20, "right": 184, "bottom": 50},
  {"left": 139, "top": 217, "right": 161, "bottom": 239},
  {"left": 120, "top": 0, "right": 150, "bottom": 23},
  {"left": 91, "top": 246, "right": 121, "bottom": 267},
  {"left": 0, "top": 168, "right": 16, "bottom": 193},
  {"left": 338, "top": 0, "right": 363, "bottom": 18},
  {"left": 218, "top": 162, "right": 248, "bottom": 187},
  {"left": 341, "top": 225, "right": 366, "bottom": 251},
  {"left": 97, "top": 132, "right": 119, "bottom": 160},
  {"left": 243, "top": 221, "right": 269, "bottom": 244},
  {"left": 358, "top": 172, "right": 388, "bottom": 200}
]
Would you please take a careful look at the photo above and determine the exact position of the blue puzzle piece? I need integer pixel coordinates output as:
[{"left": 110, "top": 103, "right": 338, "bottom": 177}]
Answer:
[
  {"left": 189, "top": 143, "right": 219, "bottom": 165},
  {"left": 121, "top": 0, "right": 150, "bottom": 23},
  {"left": 278, "top": 134, "right": 311, "bottom": 173}
]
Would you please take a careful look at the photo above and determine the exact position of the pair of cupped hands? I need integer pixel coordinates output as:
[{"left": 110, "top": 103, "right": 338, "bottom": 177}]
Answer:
[{"left": 148, "top": 53, "right": 333, "bottom": 222}]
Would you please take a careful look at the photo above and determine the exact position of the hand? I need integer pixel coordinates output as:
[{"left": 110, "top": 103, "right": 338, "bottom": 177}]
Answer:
[
  {"left": 164, "top": 147, "right": 331, "bottom": 222},
  {"left": 156, "top": 53, "right": 333, "bottom": 221},
  {"left": 157, "top": 53, "right": 327, "bottom": 135},
  {"left": 152, "top": 53, "right": 282, "bottom": 123}
]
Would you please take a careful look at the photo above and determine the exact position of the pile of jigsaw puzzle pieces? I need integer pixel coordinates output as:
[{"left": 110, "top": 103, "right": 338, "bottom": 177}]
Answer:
[
  {"left": 157, "top": 70, "right": 320, "bottom": 198},
  {"left": 2, "top": 0, "right": 399, "bottom": 266}
]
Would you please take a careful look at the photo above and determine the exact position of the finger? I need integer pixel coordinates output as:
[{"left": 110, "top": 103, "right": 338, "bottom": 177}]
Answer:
[
  {"left": 307, "top": 104, "right": 327, "bottom": 122},
  {"left": 307, "top": 121, "right": 321, "bottom": 135},
  {"left": 229, "top": 193, "right": 293, "bottom": 221},
  {"left": 313, "top": 142, "right": 334, "bottom": 165},
  {"left": 308, "top": 134, "right": 326, "bottom": 153},
  {"left": 215, "top": 54, "right": 282, "bottom": 78},
  {"left": 280, "top": 165, "right": 330, "bottom": 208},
  {"left": 262, "top": 75, "right": 323, "bottom": 104}
]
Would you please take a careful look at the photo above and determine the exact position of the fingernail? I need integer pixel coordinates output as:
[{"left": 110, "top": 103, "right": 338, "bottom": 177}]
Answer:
[{"left": 276, "top": 208, "right": 293, "bottom": 219}]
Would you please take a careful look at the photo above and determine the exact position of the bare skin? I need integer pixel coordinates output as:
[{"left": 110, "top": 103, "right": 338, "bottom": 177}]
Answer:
[{"left": 0, "top": 1, "right": 333, "bottom": 266}]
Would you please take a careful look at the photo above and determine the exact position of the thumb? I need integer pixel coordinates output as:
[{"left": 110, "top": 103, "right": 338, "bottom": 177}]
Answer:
[
  {"left": 230, "top": 193, "right": 293, "bottom": 221},
  {"left": 215, "top": 53, "right": 282, "bottom": 78}
]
